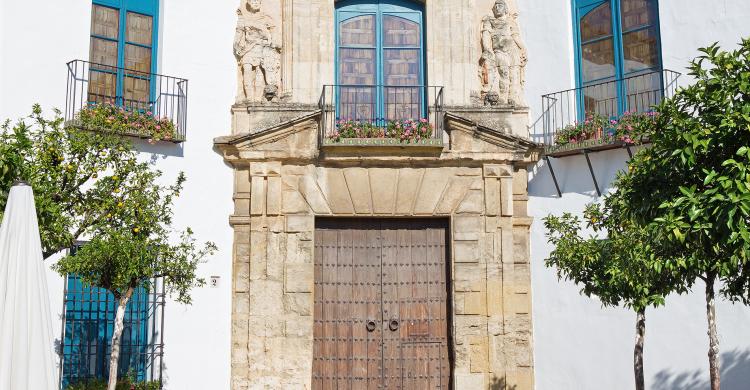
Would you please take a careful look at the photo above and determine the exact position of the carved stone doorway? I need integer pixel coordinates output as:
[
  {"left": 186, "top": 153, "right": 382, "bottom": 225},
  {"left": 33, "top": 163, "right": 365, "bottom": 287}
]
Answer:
[{"left": 312, "top": 218, "right": 451, "bottom": 389}]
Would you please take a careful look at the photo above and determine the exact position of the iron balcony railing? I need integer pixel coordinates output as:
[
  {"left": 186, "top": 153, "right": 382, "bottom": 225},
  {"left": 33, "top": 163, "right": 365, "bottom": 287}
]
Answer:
[
  {"left": 319, "top": 85, "right": 444, "bottom": 145},
  {"left": 537, "top": 69, "right": 681, "bottom": 148},
  {"left": 65, "top": 59, "right": 188, "bottom": 142}
]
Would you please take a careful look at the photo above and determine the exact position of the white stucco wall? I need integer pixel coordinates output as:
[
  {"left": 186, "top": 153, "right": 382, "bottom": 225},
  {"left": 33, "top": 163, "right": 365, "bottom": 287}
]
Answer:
[
  {"left": 2, "top": 0, "right": 750, "bottom": 389},
  {"left": 521, "top": 1, "right": 750, "bottom": 389},
  {"left": 0, "top": 1, "right": 237, "bottom": 389}
]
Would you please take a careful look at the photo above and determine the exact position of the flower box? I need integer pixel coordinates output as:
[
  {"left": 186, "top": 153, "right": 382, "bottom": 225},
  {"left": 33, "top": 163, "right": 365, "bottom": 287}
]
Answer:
[{"left": 70, "top": 102, "right": 183, "bottom": 143}]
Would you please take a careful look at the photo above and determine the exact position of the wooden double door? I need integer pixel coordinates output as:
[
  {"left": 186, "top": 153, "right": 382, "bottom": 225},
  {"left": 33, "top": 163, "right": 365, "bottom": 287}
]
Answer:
[{"left": 313, "top": 218, "right": 451, "bottom": 389}]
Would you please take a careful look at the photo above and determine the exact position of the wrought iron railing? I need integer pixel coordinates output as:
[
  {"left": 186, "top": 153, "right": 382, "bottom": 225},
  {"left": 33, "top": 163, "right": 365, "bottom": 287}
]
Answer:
[
  {"left": 65, "top": 59, "right": 188, "bottom": 142},
  {"left": 536, "top": 69, "right": 681, "bottom": 148},
  {"left": 319, "top": 85, "right": 444, "bottom": 145}
]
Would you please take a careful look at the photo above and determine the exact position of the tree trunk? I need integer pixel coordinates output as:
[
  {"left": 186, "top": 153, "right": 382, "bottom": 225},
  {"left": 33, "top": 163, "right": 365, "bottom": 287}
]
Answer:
[
  {"left": 108, "top": 287, "right": 134, "bottom": 390},
  {"left": 705, "top": 276, "right": 721, "bottom": 390},
  {"left": 634, "top": 308, "right": 646, "bottom": 390}
]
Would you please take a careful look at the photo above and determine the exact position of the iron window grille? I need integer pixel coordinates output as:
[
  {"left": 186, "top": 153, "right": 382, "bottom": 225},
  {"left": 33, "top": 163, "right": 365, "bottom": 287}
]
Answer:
[{"left": 58, "top": 244, "right": 165, "bottom": 389}]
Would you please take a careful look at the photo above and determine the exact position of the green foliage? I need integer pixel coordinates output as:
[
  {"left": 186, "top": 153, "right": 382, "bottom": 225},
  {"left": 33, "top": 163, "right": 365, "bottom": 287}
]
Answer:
[
  {"left": 384, "top": 118, "right": 434, "bottom": 142},
  {"left": 0, "top": 105, "right": 145, "bottom": 258},
  {"left": 554, "top": 111, "right": 657, "bottom": 146},
  {"left": 0, "top": 105, "right": 216, "bottom": 302},
  {"left": 51, "top": 167, "right": 216, "bottom": 304},
  {"left": 554, "top": 113, "right": 610, "bottom": 146},
  {"left": 613, "top": 38, "right": 750, "bottom": 303},
  {"left": 330, "top": 118, "right": 434, "bottom": 142},
  {"left": 76, "top": 102, "right": 178, "bottom": 142},
  {"left": 544, "top": 200, "right": 680, "bottom": 312},
  {"left": 64, "top": 378, "right": 160, "bottom": 390}
]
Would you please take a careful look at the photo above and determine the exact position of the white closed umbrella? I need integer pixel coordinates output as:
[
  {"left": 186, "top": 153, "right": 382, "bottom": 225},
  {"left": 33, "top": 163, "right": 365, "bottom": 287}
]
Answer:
[{"left": 0, "top": 182, "right": 58, "bottom": 389}]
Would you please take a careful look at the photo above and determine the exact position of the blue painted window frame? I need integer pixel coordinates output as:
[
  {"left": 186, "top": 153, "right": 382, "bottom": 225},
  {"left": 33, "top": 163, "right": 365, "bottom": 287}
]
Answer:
[
  {"left": 571, "top": 0, "right": 663, "bottom": 116},
  {"left": 90, "top": 0, "right": 160, "bottom": 105},
  {"left": 334, "top": 0, "right": 427, "bottom": 121},
  {"left": 60, "top": 245, "right": 151, "bottom": 387}
]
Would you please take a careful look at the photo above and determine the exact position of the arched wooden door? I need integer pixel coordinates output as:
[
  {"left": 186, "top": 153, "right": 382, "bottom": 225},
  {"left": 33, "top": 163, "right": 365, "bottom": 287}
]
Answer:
[{"left": 313, "top": 218, "right": 451, "bottom": 389}]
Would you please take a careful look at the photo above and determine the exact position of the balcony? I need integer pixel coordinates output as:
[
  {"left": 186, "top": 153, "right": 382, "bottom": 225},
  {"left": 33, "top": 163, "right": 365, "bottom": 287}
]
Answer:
[
  {"left": 318, "top": 85, "right": 444, "bottom": 150},
  {"left": 65, "top": 60, "right": 188, "bottom": 143},
  {"left": 538, "top": 69, "right": 681, "bottom": 157}
]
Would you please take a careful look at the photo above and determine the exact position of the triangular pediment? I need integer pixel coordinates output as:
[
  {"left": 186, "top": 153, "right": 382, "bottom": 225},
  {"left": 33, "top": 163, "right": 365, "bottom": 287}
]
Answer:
[
  {"left": 214, "top": 110, "right": 321, "bottom": 163},
  {"left": 443, "top": 111, "right": 540, "bottom": 156}
]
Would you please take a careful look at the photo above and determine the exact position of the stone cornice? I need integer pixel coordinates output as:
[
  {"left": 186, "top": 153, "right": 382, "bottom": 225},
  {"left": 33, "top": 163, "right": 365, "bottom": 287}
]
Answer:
[{"left": 214, "top": 109, "right": 542, "bottom": 167}]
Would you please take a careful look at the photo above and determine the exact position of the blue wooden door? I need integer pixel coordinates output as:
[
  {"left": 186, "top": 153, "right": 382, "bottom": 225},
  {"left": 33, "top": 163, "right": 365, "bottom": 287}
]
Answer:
[{"left": 335, "top": 0, "right": 426, "bottom": 123}]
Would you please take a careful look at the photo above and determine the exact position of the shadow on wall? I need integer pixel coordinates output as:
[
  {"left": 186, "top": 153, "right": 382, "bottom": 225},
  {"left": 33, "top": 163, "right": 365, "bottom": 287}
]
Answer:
[
  {"left": 651, "top": 349, "right": 750, "bottom": 390},
  {"left": 528, "top": 146, "right": 642, "bottom": 199},
  {"left": 132, "top": 138, "right": 185, "bottom": 159},
  {"left": 490, "top": 376, "right": 517, "bottom": 390}
]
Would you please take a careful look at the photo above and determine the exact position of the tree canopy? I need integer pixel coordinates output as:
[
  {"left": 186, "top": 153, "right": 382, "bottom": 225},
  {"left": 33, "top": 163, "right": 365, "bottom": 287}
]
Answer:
[
  {"left": 1, "top": 105, "right": 149, "bottom": 259},
  {"left": 614, "top": 38, "right": 750, "bottom": 303},
  {"left": 1, "top": 106, "right": 216, "bottom": 389},
  {"left": 596, "top": 38, "right": 750, "bottom": 390}
]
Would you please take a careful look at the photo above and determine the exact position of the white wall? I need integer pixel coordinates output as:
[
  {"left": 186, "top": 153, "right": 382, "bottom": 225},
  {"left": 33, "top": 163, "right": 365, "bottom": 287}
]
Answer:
[
  {"left": 3, "top": 0, "right": 750, "bottom": 389},
  {"left": 0, "top": 1, "right": 237, "bottom": 389},
  {"left": 521, "top": 1, "right": 750, "bottom": 388}
]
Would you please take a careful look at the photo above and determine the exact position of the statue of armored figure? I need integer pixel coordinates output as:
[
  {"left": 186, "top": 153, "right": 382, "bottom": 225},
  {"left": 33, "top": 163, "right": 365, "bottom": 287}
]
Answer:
[
  {"left": 234, "top": 0, "right": 281, "bottom": 102},
  {"left": 480, "top": 0, "right": 528, "bottom": 106}
]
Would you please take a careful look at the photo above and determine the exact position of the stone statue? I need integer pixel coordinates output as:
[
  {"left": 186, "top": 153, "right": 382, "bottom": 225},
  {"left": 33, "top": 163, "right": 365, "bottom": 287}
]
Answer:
[
  {"left": 234, "top": 0, "right": 282, "bottom": 102},
  {"left": 480, "top": 0, "right": 528, "bottom": 106}
]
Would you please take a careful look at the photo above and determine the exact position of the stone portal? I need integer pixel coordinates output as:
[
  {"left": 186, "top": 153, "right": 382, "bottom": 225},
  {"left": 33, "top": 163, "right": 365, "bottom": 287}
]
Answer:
[{"left": 215, "top": 109, "right": 540, "bottom": 389}]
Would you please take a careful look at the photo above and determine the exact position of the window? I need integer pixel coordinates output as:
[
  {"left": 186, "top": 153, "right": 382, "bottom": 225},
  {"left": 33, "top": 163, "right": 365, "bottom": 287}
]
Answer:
[
  {"left": 88, "top": 0, "right": 159, "bottom": 109},
  {"left": 573, "top": 0, "right": 662, "bottom": 116},
  {"left": 59, "top": 245, "right": 164, "bottom": 387},
  {"left": 335, "top": 0, "right": 425, "bottom": 122}
]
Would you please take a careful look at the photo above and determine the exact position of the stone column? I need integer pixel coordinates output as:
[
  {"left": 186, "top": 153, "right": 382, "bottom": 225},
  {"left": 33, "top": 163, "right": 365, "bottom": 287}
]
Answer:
[
  {"left": 230, "top": 162, "right": 316, "bottom": 390},
  {"left": 230, "top": 167, "right": 252, "bottom": 389}
]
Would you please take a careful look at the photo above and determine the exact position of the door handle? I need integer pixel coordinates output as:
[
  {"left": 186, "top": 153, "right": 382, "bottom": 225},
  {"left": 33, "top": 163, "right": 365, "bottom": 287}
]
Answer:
[
  {"left": 366, "top": 320, "right": 377, "bottom": 332},
  {"left": 389, "top": 318, "right": 399, "bottom": 331}
]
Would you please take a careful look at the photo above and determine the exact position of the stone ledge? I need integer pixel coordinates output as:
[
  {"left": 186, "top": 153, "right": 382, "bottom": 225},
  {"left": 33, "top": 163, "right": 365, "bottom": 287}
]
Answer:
[
  {"left": 323, "top": 137, "right": 443, "bottom": 147},
  {"left": 65, "top": 120, "right": 185, "bottom": 143},
  {"left": 320, "top": 137, "right": 445, "bottom": 156}
]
